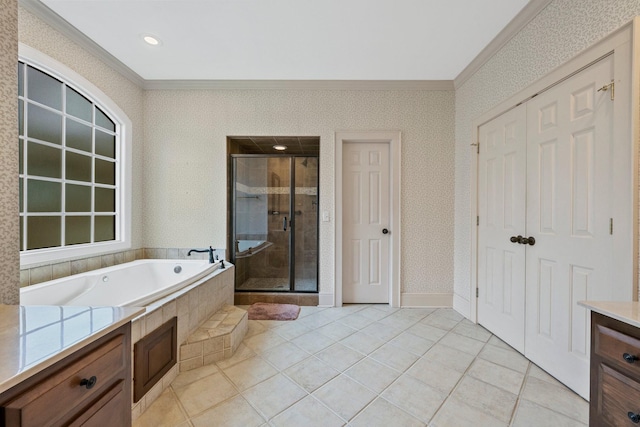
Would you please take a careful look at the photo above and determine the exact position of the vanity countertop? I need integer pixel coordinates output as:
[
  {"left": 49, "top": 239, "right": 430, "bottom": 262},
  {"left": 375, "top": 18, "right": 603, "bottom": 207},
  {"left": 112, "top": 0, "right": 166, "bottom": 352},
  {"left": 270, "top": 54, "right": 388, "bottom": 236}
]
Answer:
[
  {"left": 0, "top": 304, "right": 144, "bottom": 394},
  {"left": 578, "top": 301, "right": 640, "bottom": 329}
]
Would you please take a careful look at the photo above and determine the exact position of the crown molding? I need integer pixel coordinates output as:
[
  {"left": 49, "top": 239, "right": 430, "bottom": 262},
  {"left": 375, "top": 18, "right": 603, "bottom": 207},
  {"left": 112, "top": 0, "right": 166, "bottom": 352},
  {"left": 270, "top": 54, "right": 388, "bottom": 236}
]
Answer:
[
  {"left": 453, "top": 0, "right": 553, "bottom": 89},
  {"left": 143, "top": 79, "right": 454, "bottom": 91},
  {"left": 19, "top": 0, "right": 145, "bottom": 88}
]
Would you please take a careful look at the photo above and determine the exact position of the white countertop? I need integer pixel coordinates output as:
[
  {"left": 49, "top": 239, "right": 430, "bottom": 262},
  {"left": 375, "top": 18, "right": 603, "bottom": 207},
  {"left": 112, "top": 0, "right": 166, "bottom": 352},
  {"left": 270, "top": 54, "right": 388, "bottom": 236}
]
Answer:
[
  {"left": 0, "top": 304, "right": 144, "bottom": 394},
  {"left": 578, "top": 301, "right": 640, "bottom": 329}
]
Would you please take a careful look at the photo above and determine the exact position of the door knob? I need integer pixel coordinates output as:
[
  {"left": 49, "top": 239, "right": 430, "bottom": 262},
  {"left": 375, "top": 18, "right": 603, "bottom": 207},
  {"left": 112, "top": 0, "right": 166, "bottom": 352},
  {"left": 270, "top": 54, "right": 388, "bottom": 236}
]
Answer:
[
  {"left": 510, "top": 236, "right": 519, "bottom": 243},
  {"left": 382, "top": 228, "right": 389, "bottom": 234},
  {"left": 521, "top": 236, "right": 536, "bottom": 246}
]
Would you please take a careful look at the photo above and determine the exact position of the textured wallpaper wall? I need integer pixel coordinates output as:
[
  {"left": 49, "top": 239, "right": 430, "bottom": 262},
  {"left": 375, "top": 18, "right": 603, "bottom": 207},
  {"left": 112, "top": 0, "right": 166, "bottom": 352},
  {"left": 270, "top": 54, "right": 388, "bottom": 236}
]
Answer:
[
  {"left": 0, "top": 0, "right": 19, "bottom": 304},
  {"left": 18, "top": 7, "right": 145, "bottom": 249},
  {"left": 454, "top": 0, "right": 640, "bottom": 311},
  {"left": 143, "top": 89, "right": 455, "bottom": 295}
]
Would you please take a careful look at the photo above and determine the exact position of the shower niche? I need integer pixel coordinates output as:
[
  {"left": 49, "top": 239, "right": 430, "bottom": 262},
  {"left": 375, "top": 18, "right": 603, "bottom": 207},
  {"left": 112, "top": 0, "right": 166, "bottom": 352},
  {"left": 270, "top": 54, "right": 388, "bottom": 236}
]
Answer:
[{"left": 228, "top": 137, "right": 319, "bottom": 294}]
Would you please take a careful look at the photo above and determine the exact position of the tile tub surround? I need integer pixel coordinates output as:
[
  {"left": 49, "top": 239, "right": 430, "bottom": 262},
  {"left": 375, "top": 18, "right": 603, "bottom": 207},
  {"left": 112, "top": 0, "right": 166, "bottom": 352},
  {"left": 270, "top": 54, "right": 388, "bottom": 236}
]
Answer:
[
  {"left": 134, "top": 305, "right": 588, "bottom": 426},
  {"left": 130, "top": 265, "right": 235, "bottom": 421},
  {"left": 19, "top": 247, "right": 227, "bottom": 287}
]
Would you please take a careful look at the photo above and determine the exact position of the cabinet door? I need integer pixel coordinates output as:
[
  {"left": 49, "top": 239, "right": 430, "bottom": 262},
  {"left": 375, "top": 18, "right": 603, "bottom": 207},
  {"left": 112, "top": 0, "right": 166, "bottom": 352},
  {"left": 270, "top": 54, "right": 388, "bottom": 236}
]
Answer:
[
  {"left": 69, "top": 380, "right": 130, "bottom": 427},
  {"left": 477, "top": 104, "right": 527, "bottom": 353}
]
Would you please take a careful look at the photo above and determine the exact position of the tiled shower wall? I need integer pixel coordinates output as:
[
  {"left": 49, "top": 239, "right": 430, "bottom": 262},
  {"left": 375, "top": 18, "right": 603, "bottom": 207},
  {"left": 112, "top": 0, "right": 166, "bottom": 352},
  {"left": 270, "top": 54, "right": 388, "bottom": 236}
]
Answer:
[{"left": 19, "top": 247, "right": 227, "bottom": 288}]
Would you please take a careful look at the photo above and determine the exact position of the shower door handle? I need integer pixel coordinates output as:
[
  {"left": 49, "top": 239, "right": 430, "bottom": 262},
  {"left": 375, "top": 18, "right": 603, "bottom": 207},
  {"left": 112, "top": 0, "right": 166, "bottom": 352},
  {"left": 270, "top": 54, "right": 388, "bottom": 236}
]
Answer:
[{"left": 283, "top": 216, "right": 288, "bottom": 231}]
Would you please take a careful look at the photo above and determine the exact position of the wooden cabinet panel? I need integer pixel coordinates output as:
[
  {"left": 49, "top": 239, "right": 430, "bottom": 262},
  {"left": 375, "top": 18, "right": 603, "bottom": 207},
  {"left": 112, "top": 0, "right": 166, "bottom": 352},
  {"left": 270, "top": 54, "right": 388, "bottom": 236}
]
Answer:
[
  {"left": 69, "top": 380, "right": 128, "bottom": 427},
  {"left": 3, "top": 336, "right": 125, "bottom": 426},
  {"left": 597, "top": 363, "right": 640, "bottom": 425},
  {"left": 133, "top": 317, "right": 176, "bottom": 402},
  {"left": 0, "top": 324, "right": 131, "bottom": 427},
  {"left": 594, "top": 323, "right": 640, "bottom": 376},
  {"left": 591, "top": 312, "right": 640, "bottom": 426}
]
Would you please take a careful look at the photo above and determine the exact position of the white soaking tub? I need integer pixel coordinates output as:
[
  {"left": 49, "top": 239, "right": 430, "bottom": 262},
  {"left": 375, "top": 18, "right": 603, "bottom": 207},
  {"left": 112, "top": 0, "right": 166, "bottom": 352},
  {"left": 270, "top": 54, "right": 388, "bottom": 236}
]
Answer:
[{"left": 20, "top": 259, "right": 223, "bottom": 307}]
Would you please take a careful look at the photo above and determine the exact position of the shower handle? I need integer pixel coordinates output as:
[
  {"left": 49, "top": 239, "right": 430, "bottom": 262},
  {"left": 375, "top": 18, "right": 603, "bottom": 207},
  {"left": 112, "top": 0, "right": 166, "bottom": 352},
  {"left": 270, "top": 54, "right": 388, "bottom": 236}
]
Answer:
[{"left": 283, "top": 216, "right": 287, "bottom": 231}]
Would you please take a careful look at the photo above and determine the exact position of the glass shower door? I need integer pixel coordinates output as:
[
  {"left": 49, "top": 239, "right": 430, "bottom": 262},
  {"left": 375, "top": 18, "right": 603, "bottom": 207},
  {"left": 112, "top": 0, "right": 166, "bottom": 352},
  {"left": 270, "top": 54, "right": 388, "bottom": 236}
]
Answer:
[
  {"left": 233, "top": 157, "right": 291, "bottom": 291},
  {"left": 293, "top": 157, "right": 318, "bottom": 291}
]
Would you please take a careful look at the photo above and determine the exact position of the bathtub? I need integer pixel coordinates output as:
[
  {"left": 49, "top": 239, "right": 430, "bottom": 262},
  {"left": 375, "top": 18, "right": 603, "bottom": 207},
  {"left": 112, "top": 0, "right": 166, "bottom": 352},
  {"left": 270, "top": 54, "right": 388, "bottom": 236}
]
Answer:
[{"left": 20, "top": 259, "right": 221, "bottom": 307}]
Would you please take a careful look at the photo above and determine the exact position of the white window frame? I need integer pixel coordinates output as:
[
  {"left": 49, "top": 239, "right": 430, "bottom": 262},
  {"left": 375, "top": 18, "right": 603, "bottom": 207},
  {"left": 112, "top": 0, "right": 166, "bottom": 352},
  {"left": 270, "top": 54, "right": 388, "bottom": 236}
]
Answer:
[{"left": 19, "top": 44, "right": 132, "bottom": 268}]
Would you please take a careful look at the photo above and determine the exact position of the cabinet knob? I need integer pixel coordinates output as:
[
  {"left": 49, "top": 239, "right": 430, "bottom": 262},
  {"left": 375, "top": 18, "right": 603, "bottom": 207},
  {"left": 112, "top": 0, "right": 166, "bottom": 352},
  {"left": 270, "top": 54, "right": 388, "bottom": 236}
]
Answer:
[
  {"left": 80, "top": 376, "right": 97, "bottom": 389},
  {"left": 628, "top": 412, "right": 640, "bottom": 423},
  {"left": 623, "top": 353, "right": 638, "bottom": 363}
]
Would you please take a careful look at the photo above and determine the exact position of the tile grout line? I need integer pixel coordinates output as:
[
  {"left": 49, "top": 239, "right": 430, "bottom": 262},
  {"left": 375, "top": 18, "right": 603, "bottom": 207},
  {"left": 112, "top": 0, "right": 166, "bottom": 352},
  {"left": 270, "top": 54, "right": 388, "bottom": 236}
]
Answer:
[
  {"left": 424, "top": 317, "right": 480, "bottom": 425},
  {"left": 508, "top": 361, "right": 532, "bottom": 426}
]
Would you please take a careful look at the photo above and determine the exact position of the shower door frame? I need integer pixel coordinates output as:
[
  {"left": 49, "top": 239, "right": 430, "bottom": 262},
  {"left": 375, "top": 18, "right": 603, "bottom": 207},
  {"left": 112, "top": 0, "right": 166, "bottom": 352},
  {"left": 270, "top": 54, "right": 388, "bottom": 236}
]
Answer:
[{"left": 230, "top": 154, "right": 320, "bottom": 293}]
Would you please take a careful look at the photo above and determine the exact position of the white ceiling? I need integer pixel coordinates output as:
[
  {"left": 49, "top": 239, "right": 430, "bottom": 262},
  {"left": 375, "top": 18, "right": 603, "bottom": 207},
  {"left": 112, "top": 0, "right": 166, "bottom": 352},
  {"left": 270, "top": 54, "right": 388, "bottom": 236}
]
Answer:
[{"left": 38, "top": 0, "right": 530, "bottom": 81}]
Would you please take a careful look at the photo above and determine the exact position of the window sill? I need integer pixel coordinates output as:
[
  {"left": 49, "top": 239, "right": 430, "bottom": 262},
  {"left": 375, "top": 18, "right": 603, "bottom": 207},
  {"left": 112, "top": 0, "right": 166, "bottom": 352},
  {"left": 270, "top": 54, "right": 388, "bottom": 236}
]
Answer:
[{"left": 20, "top": 240, "right": 131, "bottom": 268}]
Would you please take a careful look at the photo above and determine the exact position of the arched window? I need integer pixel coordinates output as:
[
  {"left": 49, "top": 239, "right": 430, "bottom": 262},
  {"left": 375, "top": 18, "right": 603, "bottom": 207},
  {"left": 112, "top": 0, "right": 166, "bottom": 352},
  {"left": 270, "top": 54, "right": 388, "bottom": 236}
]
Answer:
[{"left": 18, "top": 46, "right": 132, "bottom": 267}]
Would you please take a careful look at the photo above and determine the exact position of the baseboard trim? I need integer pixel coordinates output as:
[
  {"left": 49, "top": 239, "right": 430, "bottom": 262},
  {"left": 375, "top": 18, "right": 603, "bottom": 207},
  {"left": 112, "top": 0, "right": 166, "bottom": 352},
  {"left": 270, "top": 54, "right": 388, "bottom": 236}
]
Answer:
[
  {"left": 400, "top": 293, "right": 453, "bottom": 308},
  {"left": 318, "top": 293, "right": 334, "bottom": 307},
  {"left": 452, "top": 293, "right": 471, "bottom": 319}
]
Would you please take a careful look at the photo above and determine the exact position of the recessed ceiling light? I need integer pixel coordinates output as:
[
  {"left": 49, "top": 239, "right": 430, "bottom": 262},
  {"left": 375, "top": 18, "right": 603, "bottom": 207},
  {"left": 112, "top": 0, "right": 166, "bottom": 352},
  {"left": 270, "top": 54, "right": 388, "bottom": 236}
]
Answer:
[
  {"left": 273, "top": 145, "right": 287, "bottom": 151},
  {"left": 142, "top": 35, "right": 161, "bottom": 46}
]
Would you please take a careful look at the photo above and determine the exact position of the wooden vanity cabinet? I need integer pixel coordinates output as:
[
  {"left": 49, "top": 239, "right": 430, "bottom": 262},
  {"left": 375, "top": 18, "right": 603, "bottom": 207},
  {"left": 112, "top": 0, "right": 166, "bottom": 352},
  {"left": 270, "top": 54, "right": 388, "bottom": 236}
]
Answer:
[
  {"left": 590, "top": 312, "right": 640, "bottom": 426},
  {"left": 0, "top": 323, "right": 131, "bottom": 427}
]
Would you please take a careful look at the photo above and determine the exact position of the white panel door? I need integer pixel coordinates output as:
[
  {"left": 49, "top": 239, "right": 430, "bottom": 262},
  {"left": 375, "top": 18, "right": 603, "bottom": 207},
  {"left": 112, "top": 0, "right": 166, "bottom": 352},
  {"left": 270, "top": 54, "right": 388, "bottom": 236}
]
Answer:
[
  {"left": 343, "top": 142, "right": 390, "bottom": 303},
  {"left": 477, "top": 105, "right": 527, "bottom": 353},
  {"left": 525, "top": 55, "right": 614, "bottom": 399}
]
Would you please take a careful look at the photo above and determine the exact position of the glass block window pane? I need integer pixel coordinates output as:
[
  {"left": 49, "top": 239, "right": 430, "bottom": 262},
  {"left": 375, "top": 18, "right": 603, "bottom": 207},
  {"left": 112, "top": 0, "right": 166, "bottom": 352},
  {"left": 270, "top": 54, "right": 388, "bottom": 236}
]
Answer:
[
  {"left": 19, "top": 178, "right": 23, "bottom": 213},
  {"left": 95, "top": 216, "right": 115, "bottom": 242},
  {"left": 27, "top": 104, "right": 62, "bottom": 145},
  {"left": 65, "top": 184, "right": 91, "bottom": 212},
  {"left": 66, "top": 119, "right": 92, "bottom": 153},
  {"left": 19, "top": 59, "right": 123, "bottom": 257},
  {"left": 18, "top": 62, "right": 24, "bottom": 97},
  {"left": 27, "top": 180, "right": 61, "bottom": 212},
  {"left": 65, "top": 87, "right": 92, "bottom": 122},
  {"left": 95, "top": 107, "right": 115, "bottom": 132},
  {"left": 27, "top": 216, "right": 61, "bottom": 250},
  {"left": 95, "top": 187, "right": 115, "bottom": 212},
  {"left": 66, "top": 216, "right": 91, "bottom": 245},
  {"left": 19, "top": 139, "right": 23, "bottom": 175},
  {"left": 66, "top": 151, "right": 92, "bottom": 182},
  {"left": 95, "top": 159, "right": 115, "bottom": 185},
  {"left": 18, "top": 100, "right": 24, "bottom": 135},
  {"left": 27, "top": 142, "right": 61, "bottom": 178},
  {"left": 95, "top": 130, "right": 115, "bottom": 158},
  {"left": 27, "top": 66, "right": 62, "bottom": 110}
]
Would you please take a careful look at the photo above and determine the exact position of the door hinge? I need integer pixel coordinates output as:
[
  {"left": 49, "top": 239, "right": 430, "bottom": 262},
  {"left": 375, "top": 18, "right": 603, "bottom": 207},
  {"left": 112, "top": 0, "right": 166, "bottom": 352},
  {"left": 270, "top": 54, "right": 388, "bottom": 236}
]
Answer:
[
  {"left": 471, "top": 142, "right": 479, "bottom": 154},
  {"left": 477, "top": 216, "right": 479, "bottom": 226},
  {"left": 476, "top": 288, "right": 479, "bottom": 298},
  {"left": 610, "top": 218, "right": 613, "bottom": 235},
  {"left": 598, "top": 80, "right": 615, "bottom": 101}
]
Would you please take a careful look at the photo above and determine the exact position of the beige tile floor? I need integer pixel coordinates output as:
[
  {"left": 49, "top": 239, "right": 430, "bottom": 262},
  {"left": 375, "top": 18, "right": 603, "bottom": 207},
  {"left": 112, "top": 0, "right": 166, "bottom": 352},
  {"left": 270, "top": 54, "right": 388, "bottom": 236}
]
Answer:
[{"left": 134, "top": 305, "right": 588, "bottom": 427}]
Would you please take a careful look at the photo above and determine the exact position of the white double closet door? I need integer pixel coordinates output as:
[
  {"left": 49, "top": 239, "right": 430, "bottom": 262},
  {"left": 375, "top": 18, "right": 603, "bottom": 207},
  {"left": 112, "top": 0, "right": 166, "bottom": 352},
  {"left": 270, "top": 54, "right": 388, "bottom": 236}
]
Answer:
[{"left": 478, "top": 54, "right": 619, "bottom": 399}]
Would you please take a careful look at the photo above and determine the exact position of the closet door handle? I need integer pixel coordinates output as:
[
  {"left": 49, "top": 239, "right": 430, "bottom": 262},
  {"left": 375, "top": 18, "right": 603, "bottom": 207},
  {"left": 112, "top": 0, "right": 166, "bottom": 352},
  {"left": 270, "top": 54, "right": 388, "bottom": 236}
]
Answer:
[
  {"left": 510, "top": 236, "right": 519, "bottom": 243},
  {"left": 522, "top": 236, "right": 536, "bottom": 246}
]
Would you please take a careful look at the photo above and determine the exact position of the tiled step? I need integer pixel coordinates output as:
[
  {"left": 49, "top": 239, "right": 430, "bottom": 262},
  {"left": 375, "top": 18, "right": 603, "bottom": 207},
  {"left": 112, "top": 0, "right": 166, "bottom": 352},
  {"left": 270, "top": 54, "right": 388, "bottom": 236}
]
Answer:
[{"left": 178, "top": 305, "right": 248, "bottom": 371}]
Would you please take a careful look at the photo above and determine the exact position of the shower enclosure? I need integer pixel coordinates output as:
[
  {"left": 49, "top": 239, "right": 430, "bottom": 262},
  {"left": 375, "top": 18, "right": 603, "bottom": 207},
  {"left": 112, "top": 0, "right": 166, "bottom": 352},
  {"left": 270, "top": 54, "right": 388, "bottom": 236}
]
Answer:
[{"left": 231, "top": 155, "right": 318, "bottom": 293}]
